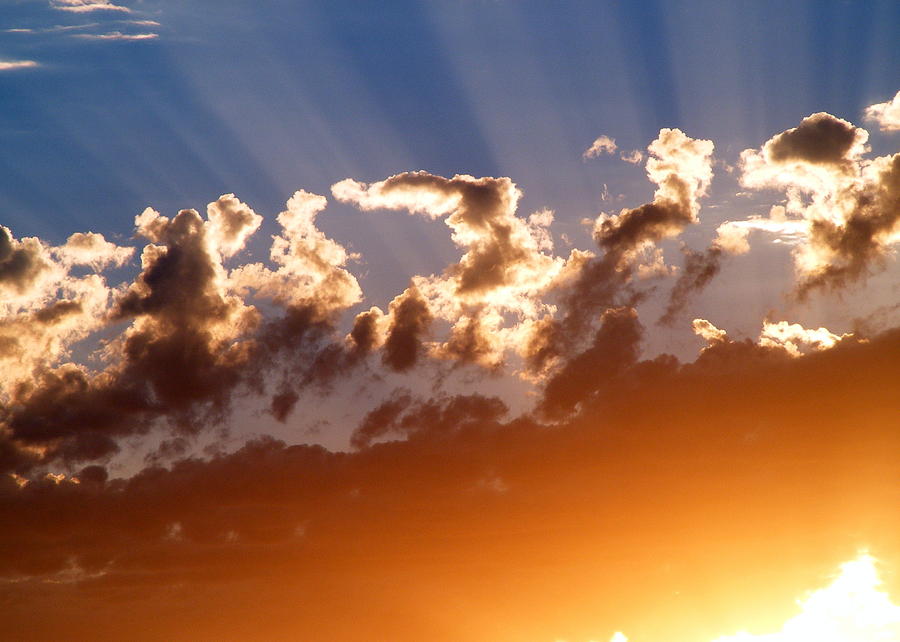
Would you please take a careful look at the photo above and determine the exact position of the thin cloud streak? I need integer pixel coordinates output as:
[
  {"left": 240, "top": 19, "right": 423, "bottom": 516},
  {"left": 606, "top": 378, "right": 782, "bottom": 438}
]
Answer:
[
  {"left": 0, "top": 60, "right": 40, "bottom": 71},
  {"left": 71, "top": 31, "right": 158, "bottom": 41},
  {"left": 50, "top": 0, "right": 131, "bottom": 13}
]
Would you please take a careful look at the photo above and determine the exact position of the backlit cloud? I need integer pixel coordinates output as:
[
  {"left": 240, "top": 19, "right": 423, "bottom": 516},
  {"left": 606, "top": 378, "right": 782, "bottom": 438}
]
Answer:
[
  {"left": 687, "top": 109, "right": 900, "bottom": 298},
  {"left": 593, "top": 128, "right": 714, "bottom": 262},
  {"left": 865, "top": 90, "right": 900, "bottom": 132}
]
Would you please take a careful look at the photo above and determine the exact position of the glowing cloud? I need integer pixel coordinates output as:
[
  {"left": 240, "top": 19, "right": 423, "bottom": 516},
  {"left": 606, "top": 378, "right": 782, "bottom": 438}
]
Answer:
[
  {"left": 711, "top": 553, "right": 900, "bottom": 642},
  {"left": 50, "top": 0, "right": 131, "bottom": 13},
  {"left": 72, "top": 31, "right": 158, "bottom": 41},
  {"left": 692, "top": 110, "right": 900, "bottom": 297},
  {"left": 333, "top": 171, "right": 566, "bottom": 369},
  {"left": 620, "top": 149, "right": 644, "bottom": 165},
  {"left": 594, "top": 128, "right": 714, "bottom": 262},
  {"left": 865, "top": 90, "right": 900, "bottom": 132},
  {"left": 584, "top": 135, "right": 618, "bottom": 159},
  {"left": 0, "top": 60, "right": 39, "bottom": 71},
  {"left": 757, "top": 320, "right": 849, "bottom": 357}
]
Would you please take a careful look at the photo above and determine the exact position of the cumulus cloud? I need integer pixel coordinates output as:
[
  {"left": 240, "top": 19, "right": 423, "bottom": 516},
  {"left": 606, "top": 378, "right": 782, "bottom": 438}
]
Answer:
[
  {"left": 549, "top": 129, "right": 714, "bottom": 348},
  {"left": 55, "top": 232, "right": 134, "bottom": 269},
  {"left": 593, "top": 128, "right": 714, "bottom": 262},
  {"left": 380, "top": 286, "right": 433, "bottom": 372},
  {"left": 691, "top": 317, "right": 728, "bottom": 344},
  {"left": 693, "top": 317, "right": 850, "bottom": 358},
  {"left": 334, "top": 171, "right": 567, "bottom": 369},
  {"left": 731, "top": 112, "right": 900, "bottom": 296},
  {"left": 583, "top": 135, "right": 617, "bottom": 159},
  {"left": 231, "top": 190, "right": 361, "bottom": 316},
  {"left": 0, "top": 191, "right": 369, "bottom": 472},
  {"left": 864, "top": 90, "right": 900, "bottom": 132},
  {"left": 757, "top": 320, "right": 849, "bottom": 357}
]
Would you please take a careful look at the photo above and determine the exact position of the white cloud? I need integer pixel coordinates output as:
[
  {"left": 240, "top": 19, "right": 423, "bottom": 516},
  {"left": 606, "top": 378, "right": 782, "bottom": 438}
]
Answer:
[
  {"left": 0, "top": 60, "right": 39, "bottom": 71},
  {"left": 583, "top": 135, "right": 617, "bottom": 159},
  {"left": 50, "top": 0, "right": 131, "bottom": 13},
  {"left": 864, "top": 90, "right": 900, "bottom": 132},
  {"left": 620, "top": 149, "right": 644, "bottom": 164},
  {"left": 72, "top": 31, "right": 158, "bottom": 41}
]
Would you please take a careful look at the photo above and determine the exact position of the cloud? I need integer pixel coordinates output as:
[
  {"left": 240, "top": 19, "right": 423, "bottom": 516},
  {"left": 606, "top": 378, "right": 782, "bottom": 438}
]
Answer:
[
  {"left": 693, "top": 317, "right": 850, "bottom": 358},
  {"left": 583, "top": 135, "right": 617, "bottom": 159},
  {"left": 620, "top": 149, "right": 644, "bottom": 164},
  {"left": 657, "top": 245, "right": 724, "bottom": 325},
  {"left": 765, "top": 112, "right": 868, "bottom": 167},
  {"left": 230, "top": 190, "right": 361, "bottom": 316},
  {"left": 757, "top": 320, "right": 850, "bottom": 357},
  {"left": 50, "top": 0, "right": 131, "bottom": 13},
  {"left": 350, "top": 389, "right": 507, "bottom": 448},
  {"left": 334, "top": 171, "right": 567, "bottom": 369},
  {"left": 0, "top": 318, "right": 896, "bottom": 641},
  {"left": 864, "top": 90, "right": 900, "bottom": 132},
  {"left": 593, "top": 128, "right": 714, "bottom": 262},
  {"left": 548, "top": 129, "right": 714, "bottom": 350},
  {"left": 72, "top": 31, "right": 158, "bottom": 41},
  {"left": 537, "top": 306, "right": 643, "bottom": 419},
  {"left": 0, "top": 60, "right": 39, "bottom": 71},
  {"left": 0, "top": 192, "right": 367, "bottom": 472},
  {"left": 380, "top": 286, "right": 433, "bottom": 372},
  {"left": 5, "top": 24, "right": 100, "bottom": 34},
  {"left": 733, "top": 112, "right": 900, "bottom": 296}
]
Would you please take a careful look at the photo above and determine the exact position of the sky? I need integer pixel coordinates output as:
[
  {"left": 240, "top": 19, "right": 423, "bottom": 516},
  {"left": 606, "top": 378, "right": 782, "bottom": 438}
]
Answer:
[{"left": 1, "top": 1, "right": 899, "bottom": 641}]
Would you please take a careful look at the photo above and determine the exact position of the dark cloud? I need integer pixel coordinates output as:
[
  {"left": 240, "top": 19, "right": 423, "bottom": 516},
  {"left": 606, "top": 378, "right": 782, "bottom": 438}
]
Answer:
[
  {"left": 351, "top": 389, "right": 507, "bottom": 449},
  {"left": 0, "top": 227, "right": 49, "bottom": 296},
  {"left": 594, "top": 198, "right": 693, "bottom": 259},
  {"left": 0, "top": 325, "right": 896, "bottom": 641},
  {"left": 538, "top": 306, "right": 643, "bottom": 419},
  {"left": 32, "top": 300, "right": 83, "bottom": 325},
  {"left": 798, "top": 153, "right": 900, "bottom": 297},
  {"left": 435, "top": 314, "right": 500, "bottom": 368},
  {"left": 382, "top": 287, "right": 432, "bottom": 372},
  {"left": 767, "top": 112, "right": 866, "bottom": 166},
  {"left": 658, "top": 246, "right": 724, "bottom": 325},
  {"left": 0, "top": 203, "right": 354, "bottom": 472}
]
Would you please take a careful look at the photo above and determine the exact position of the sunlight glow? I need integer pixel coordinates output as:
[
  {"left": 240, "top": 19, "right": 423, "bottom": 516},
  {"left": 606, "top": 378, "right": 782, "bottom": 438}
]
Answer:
[{"left": 711, "top": 553, "right": 900, "bottom": 642}]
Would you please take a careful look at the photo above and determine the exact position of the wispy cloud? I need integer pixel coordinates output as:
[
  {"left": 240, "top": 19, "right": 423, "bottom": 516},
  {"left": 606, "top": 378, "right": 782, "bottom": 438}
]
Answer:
[
  {"left": 72, "top": 31, "right": 158, "bottom": 41},
  {"left": 0, "top": 60, "right": 40, "bottom": 71},
  {"left": 5, "top": 23, "right": 100, "bottom": 34},
  {"left": 583, "top": 135, "right": 617, "bottom": 159},
  {"left": 50, "top": 0, "right": 131, "bottom": 13}
]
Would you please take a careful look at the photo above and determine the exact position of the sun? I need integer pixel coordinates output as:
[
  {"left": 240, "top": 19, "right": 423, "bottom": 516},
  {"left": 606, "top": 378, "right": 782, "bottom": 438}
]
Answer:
[{"left": 711, "top": 553, "right": 900, "bottom": 642}]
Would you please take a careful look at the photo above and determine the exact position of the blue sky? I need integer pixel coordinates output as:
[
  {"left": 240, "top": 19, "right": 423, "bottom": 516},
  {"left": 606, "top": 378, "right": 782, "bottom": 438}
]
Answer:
[{"left": 3, "top": 0, "right": 898, "bottom": 238}]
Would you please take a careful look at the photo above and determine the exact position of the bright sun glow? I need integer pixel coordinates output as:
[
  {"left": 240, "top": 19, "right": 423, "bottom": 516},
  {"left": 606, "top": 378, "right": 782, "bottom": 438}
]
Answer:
[{"left": 711, "top": 553, "right": 900, "bottom": 642}]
